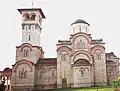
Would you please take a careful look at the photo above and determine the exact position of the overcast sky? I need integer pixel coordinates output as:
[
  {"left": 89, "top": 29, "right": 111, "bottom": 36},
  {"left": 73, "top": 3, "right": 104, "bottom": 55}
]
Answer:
[{"left": 0, "top": 0, "right": 120, "bottom": 70}]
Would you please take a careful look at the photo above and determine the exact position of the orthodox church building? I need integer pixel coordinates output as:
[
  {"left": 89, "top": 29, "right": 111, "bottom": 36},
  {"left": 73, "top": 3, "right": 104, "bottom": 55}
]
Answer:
[{"left": 11, "top": 8, "right": 119, "bottom": 91}]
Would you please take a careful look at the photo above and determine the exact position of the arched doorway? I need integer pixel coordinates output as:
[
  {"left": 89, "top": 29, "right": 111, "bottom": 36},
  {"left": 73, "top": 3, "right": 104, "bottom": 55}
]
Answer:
[{"left": 72, "top": 59, "right": 92, "bottom": 87}]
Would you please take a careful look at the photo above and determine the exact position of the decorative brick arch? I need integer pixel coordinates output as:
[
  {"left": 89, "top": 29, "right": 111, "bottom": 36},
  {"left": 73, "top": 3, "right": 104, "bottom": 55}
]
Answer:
[
  {"left": 57, "top": 46, "right": 71, "bottom": 55},
  {"left": 72, "top": 51, "right": 92, "bottom": 64},
  {"left": 92, "top": 45, "right": 105, "bottom": 54},
  {"left": 16, "top": 43, "right": 41, "bottom": 49},
  {"left": 12, "top": 60, "right": 34, "bottom": 72},
  {"left": 94, "top": 49, "right": 104, "bottom": 54},
  {"left": 59, "top": 50, "right": 69, "bottom": 55},
  {"left": 72, "top": 33, "right": 91, "bottom": 43},
  {"left": 17, "top": 43, "right": 33, "bottom": 51},
  {"left": 73, "top": 59, "right": 91, "bottom": 66}
]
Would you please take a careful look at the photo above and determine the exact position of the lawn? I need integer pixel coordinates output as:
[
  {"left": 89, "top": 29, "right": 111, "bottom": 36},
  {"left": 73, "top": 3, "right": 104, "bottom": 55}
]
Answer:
[{"left": 44, "top": 87, "right": 115, "bottom": 91}]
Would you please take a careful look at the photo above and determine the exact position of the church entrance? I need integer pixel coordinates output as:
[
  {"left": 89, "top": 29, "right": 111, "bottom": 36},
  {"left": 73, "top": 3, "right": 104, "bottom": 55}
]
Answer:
[{"left": 62, "top": 78, "right": 67, "bottom": 88}]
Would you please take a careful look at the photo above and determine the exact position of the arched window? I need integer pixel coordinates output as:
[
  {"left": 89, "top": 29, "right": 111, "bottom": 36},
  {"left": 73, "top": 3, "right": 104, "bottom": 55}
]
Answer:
[
  {"left": 80, "top": 40, "right": 85, "bottom": 48},
  {"left": 96, "top": 53, "right": 101, "bottom": 60},
  {"left": 24, "top": 70, "right": 27, "bottom": 78},
  {"left": 24, "top": 15, "right": 30, "bottom": 21},
  {"left": 19, "top": 70, "right": 22, "bottom": 78},
  {"left": 51, "top": 70, "right": 55, "bottom": 76},
  {"left": 28, "top": 35, "right": 31, "bottom": 41},
  {"left": 24, "top": 49, "right": 29, "bottom": 57},
  {"left": 77, "top": 40, "right": 85, "bottom": 49},
  {"left": 61, "top": 54, "right": 66, "bottom": 61},
  {"left": 19, "top": 69, "right": 27, "bottom": 79},
  {"left": 95, "top": 51, "right": 102, "bottom": 60},
  {"left": 31, "top": 15, "right": 36, "bottom": 20},
  {"left": 81, "top": 70, "right": 84, "bottom": 77},
  {"left": 21, "top": 69, "right": 24, "bottom": 78},
  {"left": 27, "top": 32, "right": 31, "bottom": 41}
]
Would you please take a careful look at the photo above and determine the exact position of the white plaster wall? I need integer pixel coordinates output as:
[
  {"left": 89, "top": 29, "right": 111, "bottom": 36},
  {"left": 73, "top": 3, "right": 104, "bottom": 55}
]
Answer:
[
  {"left": 22, "top": 25, "right": 41, "bottom": 46},
  {"left": 70, "top": 23, "right": 90, "bottom": 34},
  {"left": 20, "top": 9, "right": 43, "bottom": 46}
]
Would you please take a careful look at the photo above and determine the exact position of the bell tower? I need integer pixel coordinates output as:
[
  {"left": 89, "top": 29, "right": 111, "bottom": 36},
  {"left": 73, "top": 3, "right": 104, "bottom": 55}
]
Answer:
[
  {"left": 15, "top": 8, "right": 45, "bottom": 63},
  {"left": 18, "top": 8, "right": 46, "bottom": 46}
]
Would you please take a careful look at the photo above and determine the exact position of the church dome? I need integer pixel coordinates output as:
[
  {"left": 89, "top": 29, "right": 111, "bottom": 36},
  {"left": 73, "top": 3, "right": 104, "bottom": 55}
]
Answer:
[{"left": 70, "top": 19, "right": 90, "bottom": 26}]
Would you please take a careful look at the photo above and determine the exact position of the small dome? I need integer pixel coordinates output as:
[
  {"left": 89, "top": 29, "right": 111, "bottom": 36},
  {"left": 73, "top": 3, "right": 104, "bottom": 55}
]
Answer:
[{"left": 70, "top": 19, "right": 90, "bottom": 26}]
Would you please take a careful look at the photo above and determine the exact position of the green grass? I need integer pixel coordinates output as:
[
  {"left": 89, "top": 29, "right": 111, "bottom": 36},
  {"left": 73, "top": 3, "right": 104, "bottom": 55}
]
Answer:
[{"left": 43, "top": 87, "right": 116, "bottom": 91}]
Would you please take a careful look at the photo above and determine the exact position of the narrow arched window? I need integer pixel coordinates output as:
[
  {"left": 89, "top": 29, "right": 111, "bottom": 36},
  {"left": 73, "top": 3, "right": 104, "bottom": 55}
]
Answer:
[
  {"left": 95, "top": 51, "right": 102, "bottom": 60},
  {"left": 23, "top": 50, "right": 26, "bottom": 57},
  {"left": 61, "top": 54, "right": 66, "bottom": 61},
  {"left": 31, "top": 15, "right": 36, "bottom": 20},
  {"left": 21, "top": 69, "right": 24, "bottom": 78},
  {"left": 24, "top": 49, "right": 29, "bottom": 57},
  {"left": 25, "top": 15, "right": 30, "bottom": 21},
  {"left": 80, "top": 40, "right": 85, "bottom": 48},
  {"left": 52, "top": 70, "right": 55, "bottom": 76},
  {"left": 77, "top": 40, "right": 85, "bottom": 49},
  {"left": 96, "top": 53, "right": 101, "bottom": 60},
  {"left": 28, "top": 35, "right": 31, "bottom": 41},
  {"left": 19, "top": 69, "right": 27, "bottom": 79},
  {"left": 26, "top": 50, "right": 29, "bottom": 56},
  {"left": 27, "top": 32, "right": 32, "bottom": 41},
  {"left": 24, "top": 70, "right": 27, "bottom": 78},
  {"left": 81, "top": 70, "right": 84, "bottom": 77},
  {"left": 19, "top": 70, "right": 22, "bottom": 79}
]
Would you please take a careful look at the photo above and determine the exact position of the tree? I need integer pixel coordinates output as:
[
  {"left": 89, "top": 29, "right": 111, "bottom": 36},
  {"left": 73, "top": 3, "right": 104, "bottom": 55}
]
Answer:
[
  {"left": 111, "top": 77, "right": 120, "bottom": 91},
  {"left": 0, "top": 77, "right": 6, "bottom": 91}
]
